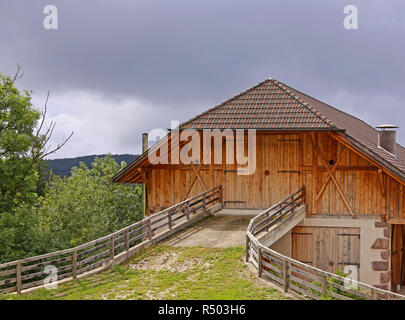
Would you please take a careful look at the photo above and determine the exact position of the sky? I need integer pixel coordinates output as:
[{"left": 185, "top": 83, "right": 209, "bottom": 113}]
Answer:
[{"left": 1, "top": 0, "right": 405, "bottom": 159}]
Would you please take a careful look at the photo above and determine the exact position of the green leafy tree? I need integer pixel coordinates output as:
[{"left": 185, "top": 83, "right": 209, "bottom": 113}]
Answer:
[
  {"left": 0, "top": 72, "right": 40, "bottom": 212},
  {"left": 37, "top": 156, "right": 143, "bottom": 250},
  {"left": 0, "top": 68, "right": 72, "bottom": 213},
  {"left": 0, "top": 68, "right": 72, "bottom": 262}
]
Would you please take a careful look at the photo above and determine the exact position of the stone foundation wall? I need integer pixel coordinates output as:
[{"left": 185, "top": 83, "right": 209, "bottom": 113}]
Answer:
[{"left": 371, "top": 221, "right": 391, "bottom": 290}]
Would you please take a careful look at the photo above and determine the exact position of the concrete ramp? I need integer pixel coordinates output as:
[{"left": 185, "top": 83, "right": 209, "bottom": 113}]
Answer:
[{"left": 164, "top": 211, "right": 256, "bottom": 248}]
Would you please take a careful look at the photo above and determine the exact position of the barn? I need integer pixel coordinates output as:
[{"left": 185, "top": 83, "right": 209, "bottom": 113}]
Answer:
[{"left": 112, "top": 78, "right": 405, "bottom": 292}]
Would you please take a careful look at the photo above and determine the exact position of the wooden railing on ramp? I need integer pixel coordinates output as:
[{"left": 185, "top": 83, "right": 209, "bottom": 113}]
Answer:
[
  {"left": 0, "top": 186, "right": 223, "bottom": 294},
  {"left": 246, "top": 187, "right": 405, "bottom": 300}
]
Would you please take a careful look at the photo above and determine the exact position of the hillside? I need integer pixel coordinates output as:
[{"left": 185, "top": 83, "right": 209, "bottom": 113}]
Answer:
[
  {"left": 44, "top": 154, "right": 139, "bottom": 176},
  {"left": 2, "top": 246, "right": 290, "bottom": 300}
]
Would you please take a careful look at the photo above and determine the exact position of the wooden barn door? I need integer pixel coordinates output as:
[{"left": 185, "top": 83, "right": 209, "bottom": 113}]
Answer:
[
  {"left": 292, "top": 226, "right": 360, "bottom": 275},
  {"left": 222, "top": 134, "right": 252, "bottom": 209},
  {"left": 223, "top": 169, "right": 250, "bottom": 208}
]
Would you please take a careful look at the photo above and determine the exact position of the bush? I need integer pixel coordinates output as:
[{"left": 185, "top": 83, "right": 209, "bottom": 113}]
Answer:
[{"left": 37, "top": 155, "right": 143, "bottom": 251}]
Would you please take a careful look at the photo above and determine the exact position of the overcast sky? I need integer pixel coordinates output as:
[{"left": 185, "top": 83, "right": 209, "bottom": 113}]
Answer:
[{"left": 1, "top": 0, "right": 404, "bottom": 158}]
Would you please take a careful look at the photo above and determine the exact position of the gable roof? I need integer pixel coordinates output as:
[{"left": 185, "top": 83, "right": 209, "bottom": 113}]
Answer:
[
  {"left": 180, "top": 79, "right": 338, "bottom": 130},
  {"left": 112, "top": 78, "right": 405, "bottom": 183}
]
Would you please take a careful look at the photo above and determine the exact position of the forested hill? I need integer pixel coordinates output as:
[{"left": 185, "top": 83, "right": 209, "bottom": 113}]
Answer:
[{"left": 44, "top": 154, "right": 139, "bottom": 176}]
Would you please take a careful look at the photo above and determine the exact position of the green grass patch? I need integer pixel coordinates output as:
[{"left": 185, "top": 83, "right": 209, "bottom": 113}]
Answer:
[{"left": 1, "top": 246, "right": 290, "bottom": 300}]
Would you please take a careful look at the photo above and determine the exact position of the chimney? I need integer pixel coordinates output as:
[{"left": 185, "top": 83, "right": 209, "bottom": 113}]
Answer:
[
  {"left": 142, "top": 133, "right": 148, "bottom": 153},
  {"left": 376, "top": 124, "right": 398, "bottom": 157}
]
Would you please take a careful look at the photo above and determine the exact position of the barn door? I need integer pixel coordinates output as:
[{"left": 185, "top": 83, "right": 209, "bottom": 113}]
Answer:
[
  {"left": 277, "top": 135, "right": 301, "bottom": 200},
  {"left": 292, "top": 226, "right": 360, "bottom": 276},
  {"left": 222, "top": 134, "right": 250, "bottom": 209},
  {"left": 223, "top": 169, "right": 249, "bottom": 208}
]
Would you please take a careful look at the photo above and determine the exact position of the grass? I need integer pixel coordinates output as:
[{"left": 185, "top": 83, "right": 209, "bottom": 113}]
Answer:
[{"left": 0, "top": 246, "right": 291, "bottom": 300}]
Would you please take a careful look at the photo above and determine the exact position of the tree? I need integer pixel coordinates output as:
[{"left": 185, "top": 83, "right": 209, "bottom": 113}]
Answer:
[
  {"left": 37, "top": 156, "right": 143, "bottom": 250},
  {"left": 0, "top": 68, "right": 72, "bottom": 262},
  {"left": 0, "top": 67, "right": 72, "bottom": 214}
]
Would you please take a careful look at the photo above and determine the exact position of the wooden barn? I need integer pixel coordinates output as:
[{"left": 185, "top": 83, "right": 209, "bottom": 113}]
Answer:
[{"left": 112, "top": 78, "right": 405, "bottom": 292}]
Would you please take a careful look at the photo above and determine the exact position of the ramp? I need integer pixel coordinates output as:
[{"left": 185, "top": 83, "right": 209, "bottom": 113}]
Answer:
[{"left": 258, "top": 205, "right": 306, "bottom": 247}]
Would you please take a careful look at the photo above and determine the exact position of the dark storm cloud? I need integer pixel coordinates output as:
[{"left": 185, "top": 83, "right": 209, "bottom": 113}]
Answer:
[{"left": 1, "top": 0, "right": 405, "bottom": 157}]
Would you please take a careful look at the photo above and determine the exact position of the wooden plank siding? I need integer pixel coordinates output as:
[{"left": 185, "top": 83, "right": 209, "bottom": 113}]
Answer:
[
  {"left": 292, "top": 226, "right": 360, "bottom": 274},
  {"left": 145, "top": 131, "right": 403, "bottom": 219}
]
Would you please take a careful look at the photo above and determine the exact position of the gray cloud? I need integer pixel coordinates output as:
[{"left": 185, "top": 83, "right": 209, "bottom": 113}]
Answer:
[{"left": 1, "top": 0, "right": 405, "bottom": 158}]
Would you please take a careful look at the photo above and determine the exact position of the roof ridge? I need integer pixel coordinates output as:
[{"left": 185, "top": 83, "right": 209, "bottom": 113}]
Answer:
[
  {"left": 280, "top": 81, "right": 377, "bottom": 131},
  {"left": 278, "top": 80, "right": 405, "bottom": 154},
  {"left": 270, "top": 79, "right": 338, "bottom": 129},
  {"left": 179, "top": 78, "right": 273, "bottom": 129}
]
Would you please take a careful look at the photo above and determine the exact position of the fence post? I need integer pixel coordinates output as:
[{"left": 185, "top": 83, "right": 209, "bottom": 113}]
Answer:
[
  {"left": 109, "top": 236, "right": 115, "bottom": 262},
  {"left": 147, "top": 219, "right": 153, "bottom": 240},
  {"left": 16, "top": 262, "right": 22, "bottom": 294},
  {"left": 72, "top": 251, "right": 77, "bottom": 280},
  {"left": 218, "top": 185, "right": 223, "bottom": 205},
  {"left": 371, "top": 288, "right": 378, "bottom": 300},
  {"left": 203, "top": 193, "right": 207, "bottom": 211},
  {"left": 258, "top": 247, "right": 263, "bottom": 278},
  {"left": 321, "top": 274, "right": 327, "bottom": 297},
  {"left": 283, "top": 260, "right": 290, "bottom": 293},
  {"left": 125, "top": 229, "right": 130, "bottom": 252},
  {"left": 186, "top": 202, "right": 191, "bottom": 221},
  {"left": 168, "top": 211, "right": 173, "bottom": 229},
  {"left": 246, "top": 235, "right": 250, "bottom": 262}
]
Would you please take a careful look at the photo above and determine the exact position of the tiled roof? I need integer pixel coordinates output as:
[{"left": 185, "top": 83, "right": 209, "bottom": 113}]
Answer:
[
  {"left": 279, "top": 80, "right": 405, "bottom": 175},
  {"left": 180, "top": 78, "right": 405, "bottom": 178},
  {"left": 180, "top": 79, "right": 338, "bottom": 130}
]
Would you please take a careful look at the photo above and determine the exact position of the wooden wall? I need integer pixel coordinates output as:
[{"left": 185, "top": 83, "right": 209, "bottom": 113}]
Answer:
[
  {"left": 145, "top": 131, "right": 405, "bottom": 219},
  {"left": 387, "top": 177, "right": 405, "bottom": 222},
  {"left": 292, "top": 226, "right": 360, "bottom": 273}
]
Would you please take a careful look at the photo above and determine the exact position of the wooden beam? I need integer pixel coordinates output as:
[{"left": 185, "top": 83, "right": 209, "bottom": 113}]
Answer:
[
  {"left": 312, "top": 133, "right": 318, "bottom": 214},
  {"left": 378, "top": 169, "right": 388, "bottom": 222},
  {"left": 182, "top": 172, "right": 198, "bottom": 201},
  {"left": 137, "top": 168, "right": 150, "bottom": 190},
  {"left": 191, "top": 162, "right": 208, "bottom": 192},
  {"left": 400, "top": 184, "right": 404, "bottom": 220},
  {"left": 311, "top": 133, "right": 355, "bottom": 217},
  {"left": 301, "top": 166, "right": 378, "bottom": 172},
  {"left": 378, "top": 169, "right": 386, "bottom": 198},
  {"left": 388, "top": 219, "right": 405, "bottom": 225},
  {"left": 299, "top": 132, "right": 304, "bottom": 188},
  {"left": 329, "top": 132, "right": 405, "bottom": 187},
  {"left": 315, "top": 146, "right": 346, "bottom": 203}
]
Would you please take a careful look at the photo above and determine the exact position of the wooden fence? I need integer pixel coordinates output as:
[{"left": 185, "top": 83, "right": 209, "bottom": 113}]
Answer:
[
  {"left": 246, "top": 187, "right": 405, "bottom": 300},
  {"left": 0, "top": 186, "right": 222, "bottom": 294}
]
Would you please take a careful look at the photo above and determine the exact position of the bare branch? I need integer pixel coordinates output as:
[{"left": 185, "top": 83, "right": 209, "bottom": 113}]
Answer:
[
  {"left": 12, "top": 64, "right": 24, "bottom": 82},
  {"left": 36, "top": 91, "right": 50, "bottom": 139},
  {"left": 41, "top": 131, "right": 74, "bottom": 159}
]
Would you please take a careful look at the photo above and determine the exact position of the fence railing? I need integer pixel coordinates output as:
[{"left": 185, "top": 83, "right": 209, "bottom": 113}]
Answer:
[
  {"left": 0, "top": 186, "right": 223, "bottom": 294},
  {"left": 246, "top": 187, "right": 405, "bottom": 300}
]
